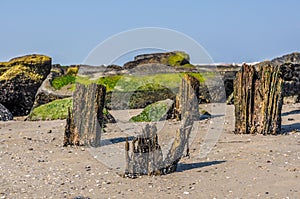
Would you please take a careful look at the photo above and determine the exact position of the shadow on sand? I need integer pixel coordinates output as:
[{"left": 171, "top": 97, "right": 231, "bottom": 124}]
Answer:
[
  {"left": 100, "top": 136, "right": 135, "bottom": 146},
  {"left": 176, "top": 160, "right": 226, "bottom": 172},
  {"left": 282, "top": 109, "right": 300, "bottom": 116},
  {"left": 281, "top": 123, "right": 300, "bottom": 134}
]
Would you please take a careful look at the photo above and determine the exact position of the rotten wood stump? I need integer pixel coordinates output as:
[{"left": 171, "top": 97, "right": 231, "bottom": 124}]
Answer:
[
  {"left": 124, "top": 124, "right": 164, "bottom": 177},
  {"left": 124, "top": 113, "right": 195, "bottom": 178},
  {"left": 64, "top": 83, "right": 106, "bottom": 146},
  {"left": 124, "top": 74, "right": 199, "bottom": 177},
  {"left": 234, "top": 62, "right": 283, "bottom": 135}
]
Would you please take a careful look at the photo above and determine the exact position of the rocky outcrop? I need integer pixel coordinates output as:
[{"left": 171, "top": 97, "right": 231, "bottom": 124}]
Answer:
[
  {"left": 270, "top": 53, "right": 300, "bottom": 103},
  {"left": 0, "top": 54, "right": 51, "bottom": 116},
  {"left": 32, "top": 65, "right": 73, "bottom": 109},
  {"left": 281, "top": 63, "right": 300, "bottom": 103},
  {"left": 123, "top": 51, "right": 190, "bottom": 69},
  {"left": 106, "top": 64, "right": 123, "bottom": 71},
  {"left": 271, "top": 52, "right": 300, "bottom": 65},
  {"left": 106, "top": 87, "right": 176, "bottom": 110},
  {"left": 0, "top": 103, "right": 13, "bottom": 121}
]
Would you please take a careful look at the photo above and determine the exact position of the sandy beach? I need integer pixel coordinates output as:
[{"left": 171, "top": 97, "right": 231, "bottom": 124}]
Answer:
[{"left": 0, "top": 103, "right": 299, "bottom": 198}]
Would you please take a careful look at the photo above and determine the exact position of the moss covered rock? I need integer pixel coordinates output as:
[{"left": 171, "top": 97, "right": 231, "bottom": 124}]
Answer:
[
  {"left": 32, "top": 65, "right": 78, "bottom": 109},
  {"left": 130, "top": 99, "right": 174, "bottom": 122},
  {"left": 0, "top": 54, "right": 51, "bottom": 116},
  {"left": 27, "top": 97, "right": 72, "bottom": 120},
  {"left": 28, "top": 97, "right": 116, "bottom": 123},
  {"left": 123, "top": 51, "right": 193, "bottom": 69},
  {"left": 167, "top": 51, "right": 190, "bottom": 67}
]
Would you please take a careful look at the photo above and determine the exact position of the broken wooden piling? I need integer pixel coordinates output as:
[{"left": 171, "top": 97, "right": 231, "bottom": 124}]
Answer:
[
  {"left": 64, "top": 83, "right": 106, "bottom": 146},
  {"left": 234, "top": 62, "right": 283, "bottom": 135}
]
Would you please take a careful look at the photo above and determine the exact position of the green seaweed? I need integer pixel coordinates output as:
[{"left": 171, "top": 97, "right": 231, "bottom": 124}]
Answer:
[
  {"left": 74, "top": 72, "right": 205, "bottom": 92},
  {"left": 97, "top": 75, "right": 122, "bottom": 91},
  {"left": 27, "top": 98, "right": 72, "bottom": 120},
  {"left": 66, "top": 67, "right": 79, "bottom": 76},
  {"left": 129, "top": 99, "right": 173, "bottom": 122},
  {"left": 167, "top": 51, "right": 190, "bottom": 67},
  {"left": 28, "top": 97, "right": 111, "bottom": 121},
  {"left": 51, "top": 75, "right": 76, "bottom": 90}
]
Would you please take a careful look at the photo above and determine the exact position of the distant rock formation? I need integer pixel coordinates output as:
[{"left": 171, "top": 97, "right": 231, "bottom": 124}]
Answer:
[
  {"left": 271, "top": 52, "right": 300, "bottom": 65},
  {"left": 0, "top": 103, "right": 13, "bottom": 121},
  {"left": 0, "top": 54, "right": 51, "bottom": 116},
  {"left": 123, "top": 51, "right": 190, "bottom": 69}
]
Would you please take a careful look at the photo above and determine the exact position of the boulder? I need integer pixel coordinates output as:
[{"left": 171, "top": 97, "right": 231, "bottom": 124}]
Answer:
[
  {"left": 281, "top": 63, "right": 300, "bottom": 103},
  {"left": 271, "top": 52, "right": 300, "bottom": 65},
  {"left": 130, "top": 99, "right": 174, "bottom": 122},
  {"left": 32, "top": 65, "right": 73, "bottom": 109},
  {"left": 106, "top": 84, "right": 176, "bottom": 110},
  {"left": 28, "top": 97, "right": 116, "bottom": 124},
  {"left": 0, "top": 103, "right": 13, "bottom": 121},
  {"left": 27, "top": 97, "right": 72, "bottom": 121},
  {"left": 123, "top": 51, "right": 191, "bottom": 69},
  {"left": 0, "top": 54, "right": 51, "bottom": 116}
]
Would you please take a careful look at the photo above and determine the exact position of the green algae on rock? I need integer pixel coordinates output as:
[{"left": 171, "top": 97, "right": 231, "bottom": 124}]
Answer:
[
  {"left": 27, "top": 97, "right": 72, "bottom": 121},
  {"left": 129, "top": 99, "right": 174, "bottom": 122}
]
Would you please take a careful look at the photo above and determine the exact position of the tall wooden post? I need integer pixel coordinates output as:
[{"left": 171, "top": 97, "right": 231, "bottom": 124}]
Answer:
[
  {"left": 64, "top": 83, "right": 106, "bottom": 146},
  {"left": 174, "top": 74, "right": 199, "bottom": 120},
  {"left": 234, "top": 62, "right": 283, "bottom": 135}
]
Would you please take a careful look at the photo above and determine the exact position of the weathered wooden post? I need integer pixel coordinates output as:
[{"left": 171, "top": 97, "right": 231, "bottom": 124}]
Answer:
[
  {"left": 123, "top": 74, "right": 199, "bottom": 177},
  {"left": 234, "top": 62, "right": 283, "bottom": 135},
  {"left": 64, "top": 83, "right": 106, "bottom": 146},
  {"left": 174, "top": 74, "right": 199, "bottom": 120}
]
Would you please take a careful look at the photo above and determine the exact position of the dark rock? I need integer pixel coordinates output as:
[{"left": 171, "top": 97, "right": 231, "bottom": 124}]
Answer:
[
  {"left": 280, "top": 63, "right": 300, "bottom": 101},
  {"left": 0, "top": 54, "right": 51, "bottom": 116},
  {"left": 106, "top": 88, "right": 176, "bottom": 110},
  {"left": 32, "top": 65, "right": 72, "bottom": 109},
  {"left": 106, "top": 64, "right": 122, "bottom": 71},
  {"left": 0, "top": 103, "right": 13, "bottom": 121},
  {"left": 271, "top": 52, "right": 300, "bottom": 65}
]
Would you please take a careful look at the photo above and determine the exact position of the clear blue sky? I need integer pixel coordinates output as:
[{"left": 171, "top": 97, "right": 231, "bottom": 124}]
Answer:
[{"left": 1, "top": 0, "right": 300, "bottom": 65}]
